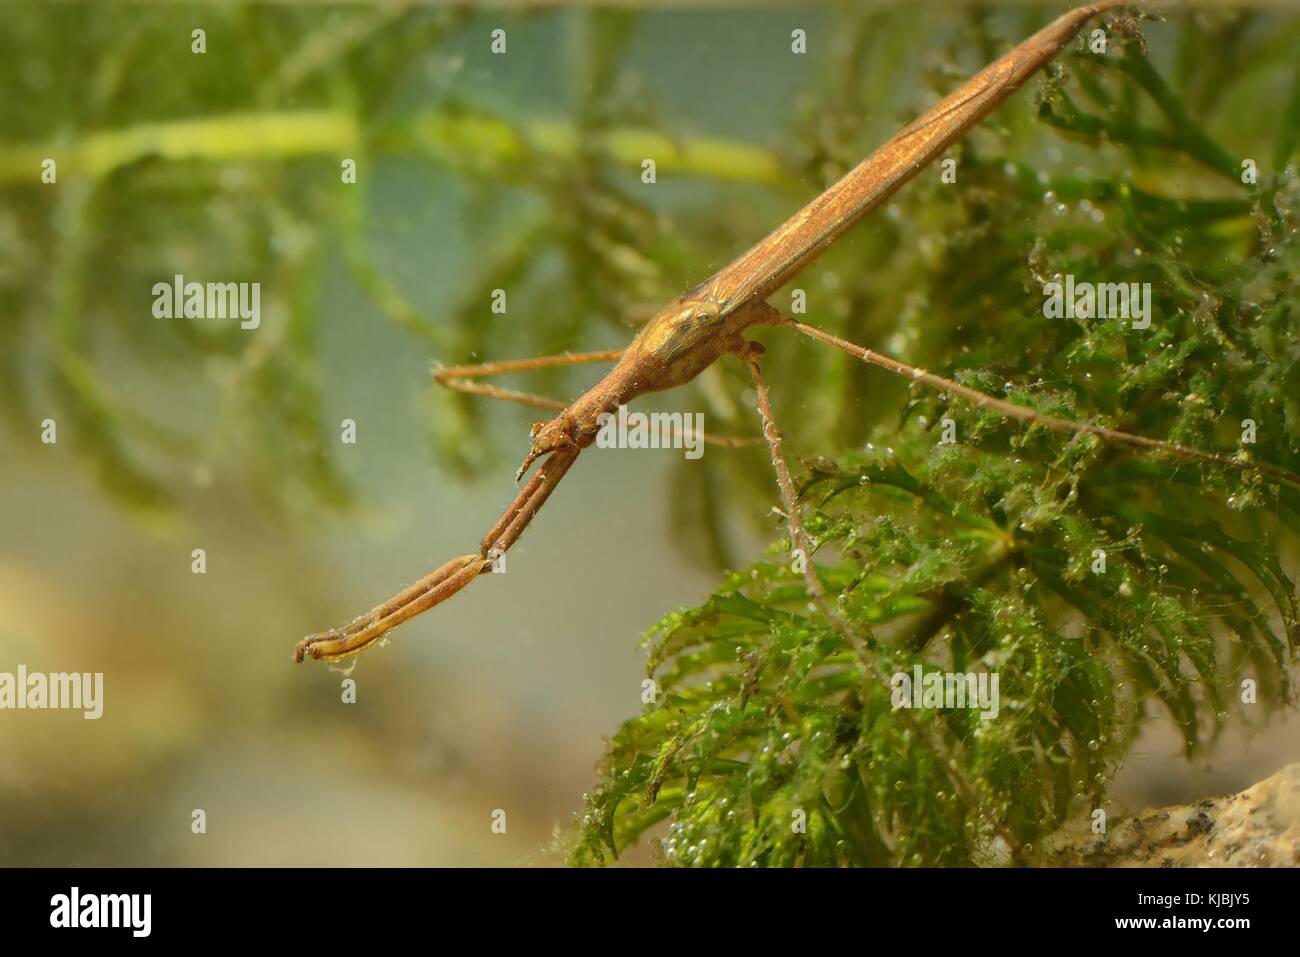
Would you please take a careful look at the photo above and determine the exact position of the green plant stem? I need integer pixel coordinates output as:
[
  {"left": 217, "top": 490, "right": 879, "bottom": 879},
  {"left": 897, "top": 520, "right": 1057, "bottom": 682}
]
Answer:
[{"left": 0, "top": 109, "right": 792, "bottom": 187}]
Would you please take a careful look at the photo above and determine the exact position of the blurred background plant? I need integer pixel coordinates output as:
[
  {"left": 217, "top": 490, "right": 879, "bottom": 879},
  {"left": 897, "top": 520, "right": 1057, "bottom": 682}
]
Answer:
[{"left": 1, "top": 1, "right": 1297, "bottom": 866}]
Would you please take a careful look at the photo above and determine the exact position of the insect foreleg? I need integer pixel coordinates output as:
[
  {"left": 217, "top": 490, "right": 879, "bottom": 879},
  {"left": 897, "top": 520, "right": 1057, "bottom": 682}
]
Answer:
[{"left": 296, "top": 447, "right": 581, "bottom": 663}]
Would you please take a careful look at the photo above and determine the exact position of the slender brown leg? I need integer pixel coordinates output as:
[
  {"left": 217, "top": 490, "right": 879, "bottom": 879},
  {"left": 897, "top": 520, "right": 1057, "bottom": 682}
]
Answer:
[
  {"left": 742, "top": 343, "right": 1025, "bottom": 861},
  {"left": 296, "top": 446, "right": 581, "bottom": 664},
  {"left": 293, "top": 553, "right": 485, "bottom": 663},
  {"left": 775, "top": 313, "right": 1300, "bottom": 489},
  {"left": 480, "top": 467, "right": 548, "bottom": 554},
  {"left": 435, "top": 349, "right": 624, "bottom": 412},
  {"left": 740, "top": 344, "right": 873, "bottom": 664},
  {"left": 435, "top": 348, "right": 760, "bottom": 448},
  {"left": 493, "top": 446, "right": 580, "bottom": 551}
]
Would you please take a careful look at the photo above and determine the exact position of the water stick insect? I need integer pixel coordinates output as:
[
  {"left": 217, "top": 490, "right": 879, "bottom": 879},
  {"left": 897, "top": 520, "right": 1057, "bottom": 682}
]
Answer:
[{"left": 295, "top": 0, "right": 1297, "bottom": 666}]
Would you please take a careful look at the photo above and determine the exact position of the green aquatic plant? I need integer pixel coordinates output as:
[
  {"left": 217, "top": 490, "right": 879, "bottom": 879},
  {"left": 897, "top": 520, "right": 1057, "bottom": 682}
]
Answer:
[
  {"left": 568, "top": 6, "right": 1300, "bottom": 866},
  {"left": 0, "top": 4, "right": 787, "bottom": 519}
]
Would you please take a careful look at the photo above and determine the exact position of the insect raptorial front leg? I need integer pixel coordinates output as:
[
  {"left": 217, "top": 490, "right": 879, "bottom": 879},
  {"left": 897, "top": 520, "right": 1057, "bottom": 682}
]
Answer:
[
  {"left": 296, "top": 446, "right": 581, "bottom": 663},
  {"left": 295, "top": 553, "right": 488, "bottom": 663}
]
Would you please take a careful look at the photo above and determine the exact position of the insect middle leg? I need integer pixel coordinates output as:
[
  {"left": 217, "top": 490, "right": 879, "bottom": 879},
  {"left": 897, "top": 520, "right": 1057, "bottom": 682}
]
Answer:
[
  {"left": 738, "top": 342, "right": 873, "bottom": 665},
  {"left": 435, "top": 347, "right": 760, "bottom": 448},
  {"left": 740, "top": 339, "right": 1029, "bottom": 859},
  {"left": 435, "top": 349, "right": 625, "bottom": 412}
]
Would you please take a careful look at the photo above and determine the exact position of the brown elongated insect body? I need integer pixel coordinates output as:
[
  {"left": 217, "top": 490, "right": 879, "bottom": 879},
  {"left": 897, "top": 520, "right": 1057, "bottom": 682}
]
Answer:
[
  {"left": 702, "top": 1, "right": 1132, "bottom": 311},
  {"left": 519, "top": 0, "right": 1132, "bottom": 475},
  {"left": 296, "top": 1, "right": 1296, "bottom": 666}
]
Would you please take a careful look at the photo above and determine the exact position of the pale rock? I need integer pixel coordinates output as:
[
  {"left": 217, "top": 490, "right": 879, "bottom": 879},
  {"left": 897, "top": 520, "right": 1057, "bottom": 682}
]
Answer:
[{"left": 1052, "top": 763, "right": 1300, "bottom": 867}]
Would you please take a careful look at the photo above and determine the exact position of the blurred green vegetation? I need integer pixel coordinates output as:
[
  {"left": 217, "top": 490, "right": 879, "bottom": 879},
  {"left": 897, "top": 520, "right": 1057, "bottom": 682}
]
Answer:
[{"left": 0, "top": 4, "right": 794, "bottom": 527}]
